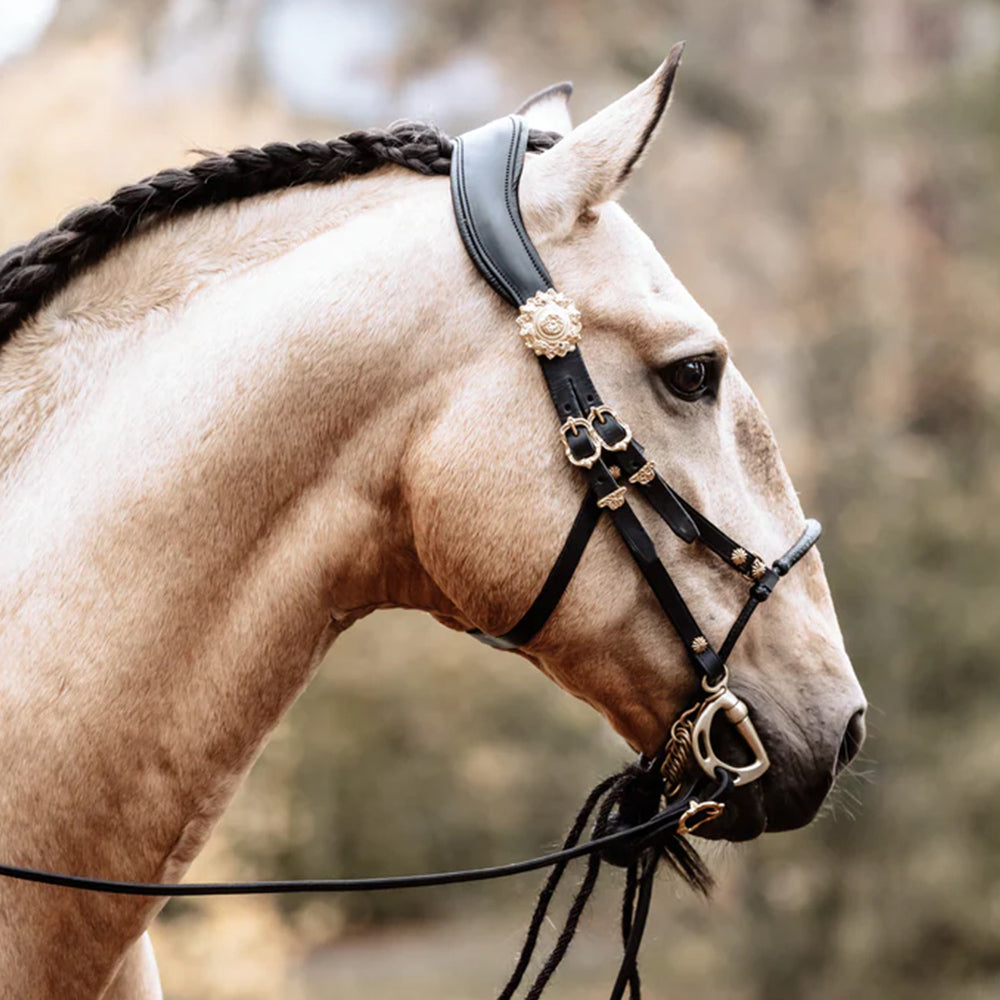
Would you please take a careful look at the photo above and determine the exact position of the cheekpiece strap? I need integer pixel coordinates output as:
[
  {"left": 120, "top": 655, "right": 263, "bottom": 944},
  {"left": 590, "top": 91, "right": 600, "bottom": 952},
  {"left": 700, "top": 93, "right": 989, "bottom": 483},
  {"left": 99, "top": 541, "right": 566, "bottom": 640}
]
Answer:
[{"left": 450, "top": 114, "right": 728, "bottom": 687}]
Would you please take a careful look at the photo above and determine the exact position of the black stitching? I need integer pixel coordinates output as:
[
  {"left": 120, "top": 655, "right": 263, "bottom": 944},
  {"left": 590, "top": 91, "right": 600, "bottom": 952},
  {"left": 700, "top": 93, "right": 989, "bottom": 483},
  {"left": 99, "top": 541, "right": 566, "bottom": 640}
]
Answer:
[{"left": 504, "top": 117, "right": 552, "bottom": 290}]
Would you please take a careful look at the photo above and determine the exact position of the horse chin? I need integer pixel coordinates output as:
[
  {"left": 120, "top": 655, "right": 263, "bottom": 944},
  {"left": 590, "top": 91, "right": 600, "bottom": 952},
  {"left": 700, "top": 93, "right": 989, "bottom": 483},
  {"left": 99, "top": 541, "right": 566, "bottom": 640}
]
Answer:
[
  {"left": 677, "top": 694, "right": 828, "bottom": 842},
  {"left": 693, "top": 782, "right": 768, "bottom": 842},
  {"left": 692, "top": 754, "right": 836, "bottom": 841}
]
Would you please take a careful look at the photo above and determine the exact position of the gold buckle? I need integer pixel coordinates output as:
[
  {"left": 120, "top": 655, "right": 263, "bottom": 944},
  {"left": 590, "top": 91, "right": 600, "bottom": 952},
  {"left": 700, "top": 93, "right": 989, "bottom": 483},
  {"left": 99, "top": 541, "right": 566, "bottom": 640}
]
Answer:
[
  {"left": 588, "top": 405, "right": 632, "bottom": 452},
  {"left": 677, "top": 799, "right": 725, "bottom": 837},
  {"left": 559, "top": 417, "right": 602, "bottom": 469}
]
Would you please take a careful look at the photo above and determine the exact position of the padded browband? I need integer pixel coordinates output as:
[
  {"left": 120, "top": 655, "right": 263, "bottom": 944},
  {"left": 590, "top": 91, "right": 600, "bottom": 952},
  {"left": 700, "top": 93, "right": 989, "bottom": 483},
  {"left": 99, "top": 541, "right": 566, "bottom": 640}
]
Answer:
[{"left": 451, "top": 116, "right": 552, "bottom": 307}]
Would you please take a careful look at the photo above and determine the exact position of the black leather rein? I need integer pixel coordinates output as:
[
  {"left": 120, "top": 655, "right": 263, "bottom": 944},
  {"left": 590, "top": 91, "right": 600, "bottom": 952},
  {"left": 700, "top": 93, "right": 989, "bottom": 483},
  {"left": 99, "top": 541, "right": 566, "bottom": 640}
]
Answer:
[
  {"left": 0, "top": 773, "right": 728, "bottom": 897},
  {"left": 0, "top": 115, "right": 822, "bottom": 1000}
]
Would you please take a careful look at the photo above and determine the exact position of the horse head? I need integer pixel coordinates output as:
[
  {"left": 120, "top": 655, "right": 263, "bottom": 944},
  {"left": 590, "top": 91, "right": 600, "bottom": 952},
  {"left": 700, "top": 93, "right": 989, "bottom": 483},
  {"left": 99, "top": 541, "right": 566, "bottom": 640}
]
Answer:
[{"left": 407, "top": 55, "right": 866, "bottom": 840}]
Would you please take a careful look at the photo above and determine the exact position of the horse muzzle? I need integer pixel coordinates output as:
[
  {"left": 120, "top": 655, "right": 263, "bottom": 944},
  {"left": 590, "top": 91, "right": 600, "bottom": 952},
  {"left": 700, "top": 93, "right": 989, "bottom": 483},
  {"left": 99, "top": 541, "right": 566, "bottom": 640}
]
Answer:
[{"left": 695, "top": 693, "right": 867, "bottom": 840}]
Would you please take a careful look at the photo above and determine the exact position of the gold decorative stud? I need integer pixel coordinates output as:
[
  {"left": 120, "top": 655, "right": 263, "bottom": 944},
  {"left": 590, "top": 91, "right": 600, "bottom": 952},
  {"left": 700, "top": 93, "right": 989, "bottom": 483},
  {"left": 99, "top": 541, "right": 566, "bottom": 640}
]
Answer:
[
  {"left": 596, "top": 486, "right": 627, "bottom": 511},
  {"left": 609, "top": 465, "right": 621, "bottom": 479},
  {"left": 516, "top": 289, "right": 583, "bottom": 358},
  {"left": 690, "top": 636, "right": 709, "bottom": 654},
  {"left": 628, "top": 461, "right": 656, "bottom": 486},
  {"left": 731, "top": 547, "right": 748, "bottom": 567},
  {"left": 751, "top": 558, "right": 767, "bottom": 580}
]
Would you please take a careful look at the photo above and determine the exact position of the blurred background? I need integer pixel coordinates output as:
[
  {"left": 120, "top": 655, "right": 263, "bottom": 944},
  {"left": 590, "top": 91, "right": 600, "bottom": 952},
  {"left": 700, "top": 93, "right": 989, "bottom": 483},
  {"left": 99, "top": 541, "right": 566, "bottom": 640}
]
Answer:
[{"left": 2, "top": 0, "right": 998, "bottom": 997}]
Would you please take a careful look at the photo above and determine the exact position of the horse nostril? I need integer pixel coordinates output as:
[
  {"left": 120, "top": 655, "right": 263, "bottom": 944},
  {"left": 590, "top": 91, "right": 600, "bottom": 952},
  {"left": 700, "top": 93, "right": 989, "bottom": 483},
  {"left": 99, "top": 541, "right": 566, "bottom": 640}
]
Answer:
[{"left": 835, "top": 708, "right": 866, "bottom": 775}]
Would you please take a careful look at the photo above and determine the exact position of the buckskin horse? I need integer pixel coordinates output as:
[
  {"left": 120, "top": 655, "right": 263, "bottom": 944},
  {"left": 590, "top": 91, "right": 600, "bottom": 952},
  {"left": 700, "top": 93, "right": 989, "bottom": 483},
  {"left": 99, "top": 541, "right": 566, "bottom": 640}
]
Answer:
[{"left": 0, "top": 48, "right": 865, "bottom": 999}]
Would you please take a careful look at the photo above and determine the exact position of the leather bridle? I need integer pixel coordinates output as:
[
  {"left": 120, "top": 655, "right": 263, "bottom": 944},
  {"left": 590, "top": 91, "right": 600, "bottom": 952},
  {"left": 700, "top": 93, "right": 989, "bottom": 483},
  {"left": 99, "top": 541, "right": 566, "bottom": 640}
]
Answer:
[
  {"left": 0, "top": 113, "right": 824, "bottom": 1000},
  {"left": 452, "top": 114, "right": 821, "bottom": 808}
]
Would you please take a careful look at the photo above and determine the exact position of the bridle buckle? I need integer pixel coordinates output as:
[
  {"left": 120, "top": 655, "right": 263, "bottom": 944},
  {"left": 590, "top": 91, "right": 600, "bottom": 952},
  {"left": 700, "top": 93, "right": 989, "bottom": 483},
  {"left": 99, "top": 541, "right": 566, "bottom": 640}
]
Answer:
[
  {"left": 689, "top": 671, "right": 771, "bottom": 788},
  {"left": 588, "top": 405, "right": 632, "bottom": 452},
  {"left": 559, "top": 417, "right": 602, "bottom": 468}
]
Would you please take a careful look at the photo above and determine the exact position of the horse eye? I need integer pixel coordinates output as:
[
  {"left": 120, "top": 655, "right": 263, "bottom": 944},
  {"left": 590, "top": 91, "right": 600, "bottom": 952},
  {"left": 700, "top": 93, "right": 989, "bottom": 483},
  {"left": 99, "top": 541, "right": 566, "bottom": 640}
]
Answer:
[{"left": 664, "top": 358, "right": 711, "bottom": 400}]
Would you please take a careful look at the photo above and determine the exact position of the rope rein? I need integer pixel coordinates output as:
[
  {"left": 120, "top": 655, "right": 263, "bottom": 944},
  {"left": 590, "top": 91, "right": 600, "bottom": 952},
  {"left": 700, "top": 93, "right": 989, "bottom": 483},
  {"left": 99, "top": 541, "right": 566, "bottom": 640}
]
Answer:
[
  {"left": 0, "top": 123, "right": 559, "bottom": 346},
  {"left": 495, "top": 762, "right": 717, "bottom": 1000}
]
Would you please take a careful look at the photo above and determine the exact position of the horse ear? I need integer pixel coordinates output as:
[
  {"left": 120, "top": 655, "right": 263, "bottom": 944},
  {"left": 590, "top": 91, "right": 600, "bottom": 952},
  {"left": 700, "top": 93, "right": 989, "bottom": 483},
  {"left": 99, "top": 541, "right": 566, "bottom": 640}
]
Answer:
[
  {"left": 521, "top": 43, "right": 684, "bottom": 234},
  {"left": 516, "top": 81, "right": 574, "bottom": 135}
]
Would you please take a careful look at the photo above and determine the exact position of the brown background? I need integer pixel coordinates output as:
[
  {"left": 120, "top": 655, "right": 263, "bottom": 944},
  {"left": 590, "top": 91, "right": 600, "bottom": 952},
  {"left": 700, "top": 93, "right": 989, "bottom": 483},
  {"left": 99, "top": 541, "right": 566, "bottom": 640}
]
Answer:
[{"left": 1, "top": 1, "right": 998, "bottom": 997}]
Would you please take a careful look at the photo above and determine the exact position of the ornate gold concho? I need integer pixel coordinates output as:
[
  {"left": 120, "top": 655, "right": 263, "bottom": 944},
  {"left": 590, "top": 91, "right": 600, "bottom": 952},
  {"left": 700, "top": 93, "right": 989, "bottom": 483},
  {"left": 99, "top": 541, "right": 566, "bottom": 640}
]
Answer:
[{"left": 517, "top": 289, "right": 582, "bottom": 358}]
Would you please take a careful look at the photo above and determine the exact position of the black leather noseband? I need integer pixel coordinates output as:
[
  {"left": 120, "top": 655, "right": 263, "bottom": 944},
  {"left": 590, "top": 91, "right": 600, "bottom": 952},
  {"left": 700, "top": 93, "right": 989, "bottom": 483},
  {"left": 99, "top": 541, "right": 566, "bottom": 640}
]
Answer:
[{"left": 451, "top": 115, "right": 821, "bottom": 769}]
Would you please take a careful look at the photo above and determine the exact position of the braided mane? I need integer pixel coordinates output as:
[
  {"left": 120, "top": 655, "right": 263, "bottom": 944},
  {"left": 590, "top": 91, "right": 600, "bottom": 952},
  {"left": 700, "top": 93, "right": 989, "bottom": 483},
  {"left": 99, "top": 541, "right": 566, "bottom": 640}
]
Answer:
[{"left": 0, "top": 121, "right": 558, "bottom": 349}]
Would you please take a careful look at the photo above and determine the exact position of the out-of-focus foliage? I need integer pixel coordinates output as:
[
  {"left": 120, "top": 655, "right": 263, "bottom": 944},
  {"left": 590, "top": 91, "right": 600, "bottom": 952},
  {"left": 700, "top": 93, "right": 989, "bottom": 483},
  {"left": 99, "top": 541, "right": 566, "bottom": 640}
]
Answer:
[{"left": 2, "top": 1, "right": 999, "bottom": 998}]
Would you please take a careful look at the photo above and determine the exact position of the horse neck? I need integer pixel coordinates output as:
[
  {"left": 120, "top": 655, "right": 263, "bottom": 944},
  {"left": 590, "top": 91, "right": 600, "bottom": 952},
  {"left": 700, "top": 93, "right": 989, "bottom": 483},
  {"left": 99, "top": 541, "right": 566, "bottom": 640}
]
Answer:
[{"left": 0, "top": 169, "right": 464, "bottom": 989}]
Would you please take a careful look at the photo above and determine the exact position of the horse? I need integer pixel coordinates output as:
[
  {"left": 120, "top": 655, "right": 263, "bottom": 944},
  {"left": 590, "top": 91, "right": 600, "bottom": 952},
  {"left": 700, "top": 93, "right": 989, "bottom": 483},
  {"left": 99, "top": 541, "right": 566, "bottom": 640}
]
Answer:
[{"left": 0, "top": 52, "right": 866, "bottom": 999}]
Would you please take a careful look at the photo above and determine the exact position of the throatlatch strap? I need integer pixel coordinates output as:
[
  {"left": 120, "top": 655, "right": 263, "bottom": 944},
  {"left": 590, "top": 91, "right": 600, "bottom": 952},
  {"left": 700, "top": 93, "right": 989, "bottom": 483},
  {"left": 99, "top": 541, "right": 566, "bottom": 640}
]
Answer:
[
  {"left": 469, "top": 494, "right": 602, "bottom": 649},
  {"left": 451, "top": 114, "right": 725, "bottom": 682},
  {"left": 452, "top": 115, "right": 818, "bottom": 683}
]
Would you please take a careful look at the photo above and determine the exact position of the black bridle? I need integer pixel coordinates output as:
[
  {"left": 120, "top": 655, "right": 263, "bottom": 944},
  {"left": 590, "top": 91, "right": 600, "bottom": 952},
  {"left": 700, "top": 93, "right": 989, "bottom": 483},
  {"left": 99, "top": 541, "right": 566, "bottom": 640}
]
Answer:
[
  {"left": 452, "top": 114, "right": 820, "bottom": 793},
  {"left": 0, "top": 115, "right": 821, "bottom": 1000}
]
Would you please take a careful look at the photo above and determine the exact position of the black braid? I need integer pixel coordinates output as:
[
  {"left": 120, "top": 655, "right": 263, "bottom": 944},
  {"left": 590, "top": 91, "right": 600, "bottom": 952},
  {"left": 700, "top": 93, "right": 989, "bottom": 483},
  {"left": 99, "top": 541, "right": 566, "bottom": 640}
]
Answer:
[
  {"left": 0, "top": 122, "right": 560, "bottom": 347},
  {"left": 620, "top": 861, "right": 642, "bottom": 999},
  {"left": 496, "top": 773, "right": 622, "bottom": 1000},
  {"left": 496, "top": 762, "right": 713, "bottom": 1000}
]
